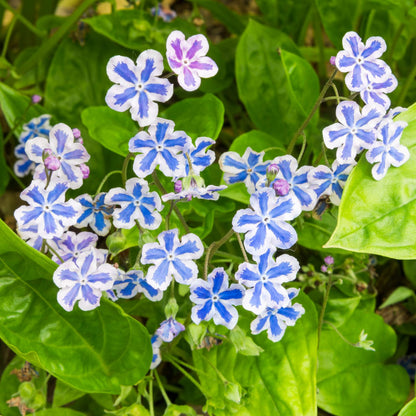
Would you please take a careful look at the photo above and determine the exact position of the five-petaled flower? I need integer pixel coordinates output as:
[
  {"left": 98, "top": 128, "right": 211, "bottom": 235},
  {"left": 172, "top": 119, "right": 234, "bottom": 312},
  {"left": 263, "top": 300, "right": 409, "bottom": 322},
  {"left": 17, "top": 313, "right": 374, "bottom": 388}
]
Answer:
[
  {"left": 141, "top": 229, "right": 204, "bottom": 290},
  {"left": 366, "top": 119, "right": 409, "bottom": 180},
  {"left": 53, "top": 249, "right": 118, "bottom": 311},
  {"left": 50, "top": 231, "right": 98, "bottom": 264},
  {"left": 359, "top": 74, "right": 398, "bottom": 110},
  {"left": 183, "top": 137, "right": 216, "bottom": 177},
  {"left": 235, "top": 249, "right": 299, "bottom": 315},
  {"left": 232, "top": 188, "right": 301, "bottom": 255},
  {"left": 166, "top": 30, "right": 218, "bottom": 91},
  {"left": 190, "top": 268, "right": 245, "bottom": 329},
  {"left": 250, "top": 288, "right": 305, "bottom": 342},
  {"left": 129, "top": 118, "right": 190, "bottom": 178},
  {"left": 105, "top": 50, "right": 173, "bottom": 126},
  {"left": 156, "top": 317, "right": 185, "bottom": 342}
]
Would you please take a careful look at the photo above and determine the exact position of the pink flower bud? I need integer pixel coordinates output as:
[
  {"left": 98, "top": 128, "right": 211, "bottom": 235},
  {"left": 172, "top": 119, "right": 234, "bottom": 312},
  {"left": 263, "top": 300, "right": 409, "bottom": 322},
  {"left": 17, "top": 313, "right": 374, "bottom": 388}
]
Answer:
[
  {"left": 174, "top": 180, "right": 182, "bottom": 193},
  {"left": 324, "top": 256, "right": 334, "bottom": 265},
  {"left": 321, "top": 265, "right": 328, "bottom": 273},
  {"left": 267, "top": 163, "right": 279, "bottom": 175},
  {"left": 42, "top": 148, "right": 53, "bottom": 160},
  {"left": 272, "top": 179, "right": 290, "bottom": 196},
  {"left": 72, "top": 128, "right": 81, "bottom": 139},
  {"left": 330, "top": 56, "right": 336, "bottom": 66},
  {"left": 31, "top": 95, "right": 42, "bottom": 104},
  {"left": 80, "top": 163, "right": 90, "bottom": 179},
  {"left": 44, "top": 155, "right": 61, "bottom": 171}
]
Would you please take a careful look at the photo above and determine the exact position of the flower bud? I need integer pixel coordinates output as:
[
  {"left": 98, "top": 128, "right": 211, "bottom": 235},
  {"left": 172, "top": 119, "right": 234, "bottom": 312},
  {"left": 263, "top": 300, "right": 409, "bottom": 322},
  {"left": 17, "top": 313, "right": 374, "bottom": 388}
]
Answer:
[
  {"left": 72, "top": 128, "right": 81, "bottom": 139},
  {"left": 272, "top": 179, "right": 290, "bottom": 196},
  {"left": 321, "top": 265, "right": 328, "bottom": 273},
  {"left": 44, "top": 155, "right": 61, "bottom": 171},
  {"left": 174, "top": 180, "right": 182, "bottom": 193},
  {"left": 31, "top": 94, "right": 42, "bottom": 104},
  {"left": 329, "top": 56, "right": 336, "bottom": 66},
  {"left": 80, "top": 163, "right": 90, "bottom": 179},
  {"left": 324, "top": 256, "right": 334, "bottom": 265},
  {"left": 42, "top": 148, "right": 53, "bottom": 160},
  {"left": 266, "top": 163, "right": 279, "bottom": 182}
]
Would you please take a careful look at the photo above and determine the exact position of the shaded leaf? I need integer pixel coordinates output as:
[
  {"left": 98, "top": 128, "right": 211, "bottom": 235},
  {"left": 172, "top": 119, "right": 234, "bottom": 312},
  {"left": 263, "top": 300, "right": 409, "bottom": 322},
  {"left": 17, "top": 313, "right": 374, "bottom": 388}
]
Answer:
[{"left": 379, "top": 286, "right": 415, "bottom": 309}]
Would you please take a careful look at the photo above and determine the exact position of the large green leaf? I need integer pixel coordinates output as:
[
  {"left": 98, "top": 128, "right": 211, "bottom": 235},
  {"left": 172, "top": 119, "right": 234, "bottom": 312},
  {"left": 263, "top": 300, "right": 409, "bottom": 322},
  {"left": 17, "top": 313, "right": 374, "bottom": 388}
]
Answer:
[
  {"left": 0, "top": 220, "right": 152, "bottom": 394},
  {"left": 398, "top": 398, "right": 416, "bottom": 416},
  {"left": 325, "top": 103, "right": 416, "bottom": 259},
  {"left": 318, "top": 309, "right": 410, "bottom": 416},
  {"left": 235, "top": 20, "right": 319, "bottom": 145}
]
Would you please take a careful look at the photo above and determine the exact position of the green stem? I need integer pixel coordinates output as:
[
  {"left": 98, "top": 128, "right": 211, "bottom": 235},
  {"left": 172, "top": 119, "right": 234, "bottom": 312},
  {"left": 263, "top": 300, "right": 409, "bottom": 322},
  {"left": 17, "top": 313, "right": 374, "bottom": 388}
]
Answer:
[
  {"left": 235, "top": 232, "right": 248, "bottom": 263},
  {"left": 331, "top": 82, "right": 341, "bottom": 104},
  {"left": 95, "top": 170, "right": 122, "bottom": 196},
  {"left": 154, "top": 370, "right": 172, "bottom": 406},
  {"left": 6, "top": 165, "right": 25, "bottom": 189},
  {"left": 287, "top": 68, "right": 338, "bottom": 155},
  {"left": 322, "top": 95, "right": 351, "bottom": 102},
  {"left": 122, "top": 153, "right": 134, "bottom": 186},
  {"left": 204, "top": 228, "right": 234, "bottom": 278},
  {"left": 322, "top": 320, "right": 357, "bottom": 348},
  {"left": 166, "top": 201, "right": 175, "bottom": 230},
  {"left": 44, "top": 241, "right": 65, "bottom": 264},
  {"left": 1, "top": 15, "right": 17, "bottom": 58},
  {"left": 215, "top": 250, "right": 245, "bottom": 262},
  {"left": 296, "top": 133, "right": 307, "bottom": 165},
  {"left": 398, "top": 63, "right": 416, "bottom": 106},
  {"left": 148, "top": 372, "right": 154, "bottom": 416},
  {"left": 165, "top": 356, "right": 203, "bottom": 392},
  {"left": 317, "top": 272, "right": 333, "bottom": 348}
]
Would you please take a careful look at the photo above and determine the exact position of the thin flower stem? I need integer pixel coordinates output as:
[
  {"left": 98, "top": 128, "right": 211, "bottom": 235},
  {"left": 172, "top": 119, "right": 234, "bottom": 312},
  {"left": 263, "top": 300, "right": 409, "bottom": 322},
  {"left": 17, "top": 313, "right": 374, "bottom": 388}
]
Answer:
[
  {"left": 44, "top": 241, "right": 65, "bottom": 264},
  {"left": 154, "top": 370, "right": 172, "bottom": 406},
  {"left": 322, "top": 320, "right": 357, "bottom": 347},
  {"left": 94, "top": 170, "right": 122, "bottom": 196},
  {"left": 204, "top": 228, "right": 235, "bottom": 278},
  {"left": 331, "top": 79, "right": 341, "bottom": 104},
  {"left": 1, "top": 15, "right": 17, "bottom": 59},
  {"left": 296, "top": 133, "right": 307, "bottom": 165},
  {"left": 163, "top": 72, "right": 176, "bottom": 78},
  {"left": 201, "top": 354, "right": 228, "bottom": 384},
  {"left": 165, "top": 201, "right": 175, "bottom": 230},
  {"left": 6, "top": 165, "right": 25, "bottom": 189},
  {"left": 235, "top": 232, "right": 248, "bottom": 263},
  {"left": 148, "top": 372, "right": 154, "bottom": 416},
  {"left": 322, "top": 95, "right": 350, "bottom": 102},
  {"left": 152, "top": 171, "right": 190, "bottom": 233},
  {"left": 215, "top": 250, "right": 245, "bottom": 262},
  {"left": 317, "top": 272, "right": 333, "bottom": 348},
  {"left": 165, "top": 356, "right": 203, "bottom": 392},
  {"left": 121, "top": 153, "right": 134, "bottom": 186},
  {"left": 287, "top": 68, "right": 338, "bottom": 155}
]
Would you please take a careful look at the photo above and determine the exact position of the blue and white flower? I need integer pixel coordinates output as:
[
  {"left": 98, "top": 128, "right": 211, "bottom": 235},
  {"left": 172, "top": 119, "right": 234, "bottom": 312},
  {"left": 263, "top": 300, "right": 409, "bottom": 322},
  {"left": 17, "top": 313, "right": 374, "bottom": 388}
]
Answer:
[
  {"left": 105, "top": 50, "right": 173, "bottom": 126},
  {"left": 105, "top": 178, "right": 163, "bottom": 230},
  {"left": 219, "top": 147, "right": 269, "bottom": 194},
  {"left": 366, "top": 119, "right": 409, "bottom": 180},
  {"left": 323, "top": 101, "right": 384, "bottom": 163},
  {"left": 250, "top": 288, "right": 305, "bottom": 342},
  {"left": 113, "top": 268, "right": 163, "bottom": 301},
  {"left": 166, "top": 30, "right": 218, "bottom": 91},
  {"left": 269, "top": 155, "right": 317, "bottom": 211},
  {"left": 308, "top": 160, "right": 356, "bottom": 205},
  {"left": 156, "top": 317, "right": 185, "bottom": 342},
  {"left": 14, "top": 181, "right": 81, "bottom": 239},
  {"left": 25, "top": 123, "right": 90, "bottom": 189},
  {"left": 335, "top": 31, "right": 391, "bottom": 91},
  {"left": 183, "top": 137, "right": 216, "bottom": 176},
  {"left": 14, "top": 143, "right": 36, "bottom": 177},
  {"left": 232, "top": 188, "right": 301, "bottom": 255},
  {"left": 17, "top": 224, "right": 46, "bottom": 252},
  {"left": 190, "top": 268, "right": 245, "bottom": 329},
  {"left": 359, "top": 74, "right": 398, "bottom": 110},
  {"left": 235, "top": 250, "right": 299, "bottom": 314},
  {"left": 19, "top": 114, "right": 52, "bottom": 144},
  {"left": 50, "top": 231, "right": 98, "bottom": 264},
  {"left": 53, "top": 249, "right": 118, "bottom": 311},
  {"left": 129, "top": 118, "right": 190, "bottom": 178},
  {"left": 141, "top": 229, "right": 204, "bottom": 290},
  {"left": 75, "top": 193, "right": 113, "bottom": 236},
  {"left": 151, "top": 335, "right": 163, "bottom": 369}
]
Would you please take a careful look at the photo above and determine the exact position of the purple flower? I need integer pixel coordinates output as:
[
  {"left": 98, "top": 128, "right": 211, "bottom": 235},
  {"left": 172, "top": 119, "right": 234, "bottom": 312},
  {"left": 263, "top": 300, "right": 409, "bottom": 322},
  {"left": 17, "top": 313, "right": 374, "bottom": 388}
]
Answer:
[
  {"left": 25, "top": 123, "right": 90, "bottom": 189},
  {"left": 235, "top": 249, "right": 299, "bottom": 314},
  {"left": 156, "top": 317, "right": 185, "bottom": 342},
  {"left": 366, "top": 119, "right": 409, "bottom": 180},
  {"left": 53, "top": 249, "right": 117, "bottom": 311},
  {"left": 105, "top": 50, "right": 173, "bottom": 126},
  {"left": 335, "top": 31, "right": 391, "bottom": 91},
  {"left": 75, "top": 193, "right": 113, "bottom": 236},
  {"left": 141, "top": 229, "right": 204, "bottom": 290},
  {"left": 14, "top": 181, "right": 81, "bottom": 239},
  {"left": 105, "top": 178, "right": 163, "bottom": 230},
  {"left": 250, "top": 288, "right": 305, "bottom": 342},
  {"left": 129, "top": 118, "right": 190, "bottom": 178},
  {"left": 232, "top": 188, "right": 301, "bottom": 256},
  {"left": 323, "top": 101, "right": 384, "bottom": 163},
  {"left": 166, "top": 30, "right": 218, "bottom": 91},
  {"left": 190, "top": 268, "right": 245, "bottom": 329},
  {"left": 219, "top": 147, "right": 269, "bottom": 194}
]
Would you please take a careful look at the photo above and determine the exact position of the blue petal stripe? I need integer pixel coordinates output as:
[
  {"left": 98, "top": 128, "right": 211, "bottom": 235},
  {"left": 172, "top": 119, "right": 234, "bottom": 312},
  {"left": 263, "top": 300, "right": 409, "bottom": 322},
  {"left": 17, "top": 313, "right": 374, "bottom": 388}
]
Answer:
[
  {"left": 175, "top": 240, "right": 200, "bottom": 256},
  {"left": 197, "top": 300, "right": 213, "bottom": 320},
  {"left": 54, "top": 128, "right": 69, "bottom": 154},
  {"left": 155, "top": 122, "right": 170, "bottom": 143},
  {"left": 114, "top": 87, "right": 137, "bottom": 107},
  {"left": 114, "top": 61, "right": 138, "bottom": 84},
  {"left": 145, "top": 83, "right": 168, "bottom": 96},
  {"left": 172, "top": 259, "right": 193, "bottom": 281},
  {"left": 214, "top": 301, "right": 232, "bottom": 323},
  {"left": 141, "top": 58, "right": 156, "bottom": 83},
  {"left": 138, "top": 92, "right": 149, "bottom": 119},
  {"left": 212, "top": 270, "right": 225, "bottom": 294},
  {"left": 81, "top": 284, "right": 99, "bottom": 305},
  {"left": 81, "top": 252, "right": 94, "bottom": 276},
  {"left": 219, "top": 288, "right": 243, "bottom": 301},
  {"left": 193, "top": 286, "right": 211, "bottom": 299}
]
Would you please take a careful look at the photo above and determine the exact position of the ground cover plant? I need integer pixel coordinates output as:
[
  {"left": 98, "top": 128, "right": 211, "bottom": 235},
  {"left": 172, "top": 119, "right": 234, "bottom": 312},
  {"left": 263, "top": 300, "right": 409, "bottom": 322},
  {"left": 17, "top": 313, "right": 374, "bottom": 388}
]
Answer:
[{"left": 1, "top": 0, "right": 416, "bottom": 415}]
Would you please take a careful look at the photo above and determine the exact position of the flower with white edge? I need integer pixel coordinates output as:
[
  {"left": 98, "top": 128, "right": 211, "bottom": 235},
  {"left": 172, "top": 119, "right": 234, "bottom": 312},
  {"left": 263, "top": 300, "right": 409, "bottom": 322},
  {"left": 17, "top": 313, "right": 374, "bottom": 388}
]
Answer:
[
  {"left": 335, "top": 31, "right": 391, "bottom": 91},
  {"left": 74, "top": 193, "right": 113, "bottom": 236},
  {"left": 53, "top": 249, "right": 118, "bottom": 311},
  {"left": 156, "top": 317, "right": 185, "bottom": 342},
  {"left": 105, "top": 178, "right": 163, "bottom": 230},
  {"left": 17, "top": 224, "right": 46, "bottom": 252},
  {"left": 49, "top": 231, "right": 98, "bottom": 264},
  {"left": 14, "top": 143, "right": 36, "bottom": 177},
  {"left": 113, "top": 268, "right": 163, "bottom": 301},
  {"left": 308, "top": 160, "right": 356, "bottom": 205},
  {"left": 323, "top": 101, "right": 384, "bottom": 164},
  {"left": 359, "top": 74, "right": 398, "bottom": 110},
  {"left": 166, "top": 30, "right": 218, "bottom": 91},
  {"left": 376, "top": 106, "right": 407, "bottom": 129},
  {"left": 366, "top": 119, "right": 409, "bottom": 180},
  {"left": 129, "top": 118, "right": 190, "bottom": 178},
  {"left": 105, "top": 50, "right": 173, "bottom": 126},
  {"left": 19, "top": 114, "right": 52, "bottom": 144},
  {"left": 219, "top": 148, "right": 269, "bottom": 194},
  {"left": 25, "top": 123, "right": 90, "bottom": 189},
  {"left": 232, "top": 188, "right": 301, "bottom": 256},
  {"left": 151, "top": 335, "right": 162, "bottom": 369},
  {"left": 141, "top": 229, "right": 204, "bottom": 290},
  {"left": 235, "top": 249, "right": 299, "bottom": 315},
  {"left": 183, "top": 137, "right": 216, "bottom": 177},
  {"left": 269, "top": 155, "right": 317, "bottom": 211},
  {"left": 14, "top": 181, "right": 81, "bottom": 239},
  {"left": 250, "top": 288, "right": 305, "bottom": 342},
  {"left": 190, "top": 268, "right": 245, "bottom": 329}
]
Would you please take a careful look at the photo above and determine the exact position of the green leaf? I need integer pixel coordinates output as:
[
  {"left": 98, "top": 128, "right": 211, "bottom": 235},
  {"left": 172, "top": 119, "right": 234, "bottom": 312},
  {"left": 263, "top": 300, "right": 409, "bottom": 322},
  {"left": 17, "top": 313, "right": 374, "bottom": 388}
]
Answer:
[
  {"left": 325, "top": 103, "right": 416, "bottom": 259},
  {"left": 228, "top": 326, "right": 264, "bottom": 356},
  {"left": 235, "top": 20, "right": 319, "bottom": 145},
  {"left": 398, "top": 398, "right": 416, "bottom": 416},
  {"left": 379, "top": 286, "right": 415, "bottom": 308},
  {"left": 161, "top": 94, "right": 225, "bottom": 140},
  {"left": 0, "top": 125, "right": 9, "bottom": 195},
  {"left": 318, "top": 309, "right": 410, "bottom": 416},
  {"left": 36, "top": 409, "right": 86, "bottom": 416},
  {"left": 0, "top": 219, "right": 152, "bottom": 394},
  {"left": 403, "top": 260, "right": 416, "bottom": 287},
  {"left": 52, "top": 380, "right": 85, "bottom": 408},
  {"left": 163, "top": 404, "right": 197, "bottom": 416}
]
